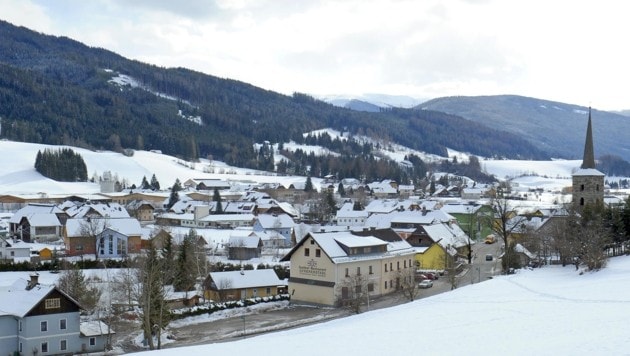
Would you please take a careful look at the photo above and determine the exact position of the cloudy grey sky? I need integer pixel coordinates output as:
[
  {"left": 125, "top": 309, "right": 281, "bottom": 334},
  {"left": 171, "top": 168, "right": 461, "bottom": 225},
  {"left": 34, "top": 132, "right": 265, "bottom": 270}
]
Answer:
[{"left": 3, "top": 0, "right": 630, "bottom": 110}]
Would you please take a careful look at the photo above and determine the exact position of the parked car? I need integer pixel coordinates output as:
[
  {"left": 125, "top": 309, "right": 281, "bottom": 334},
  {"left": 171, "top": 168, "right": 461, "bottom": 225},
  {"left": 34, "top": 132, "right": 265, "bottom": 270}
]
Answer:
[
  {"left": 485, "top": 254, "right": 493, "bottom": 261},
  {"left": 484, "top": 235, "right": 496, "bottom": 244},
  {"left": 424, "top": 272, "right": 439, "bottom": 280},
  {"left": 418, "top": 280, "right": 433, "bottom": 289}
]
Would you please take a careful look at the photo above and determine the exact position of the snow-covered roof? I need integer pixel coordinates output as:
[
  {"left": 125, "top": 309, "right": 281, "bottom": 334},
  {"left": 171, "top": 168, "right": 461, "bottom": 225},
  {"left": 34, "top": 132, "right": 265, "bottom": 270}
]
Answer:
[
  {"left": 80, "top": 320, "right": 115, "bottom": 336},
  {"left": 364, "top": 199, "right": 406, "bottom": 214},
  {"left": 441, "top": 203, "right": 484, "bottom": 214},
  {"left": 24, "top": 213, "right": 61, "bottom": 227},
  {"left": 514, "top": 243, "right": 536, "bottom": 259},
  {"left": 228, "top": 235, "right": 261, "bottom": 248},
  {"left": 335, "top": 209, "right": 368, "bottom": 219},
  {"left": 199, "top": 214, "right": 255, "bottom": 223},
  {"left": 572, "top": 168, "right": 605, "bottom": 176},
  {"left": 65, "top": 218, "right": 142, "bottom": 237},
  {"left": 390, "top": 211, "right": 438, "bottom": 224},
  {"left": 157, "top": 213, "right": 194, "bottom": 221},
  {"left": 209, "top": 269, "right": 285, "bottom": 290},
  {"left": 256, "top": 214, "right": 295, "bottom": 229},
  {"left": 423, "top": 223, "right": 471, "bottom": 249},
  {"left": 0, "top": 278, "right": 57, "bottom": 317},
  {"left": 334, "top": 234, "right": 386, "bottom": 249},
  {"left": 65, "top": 202, "right": 130, "bottom": 219},
  {"left": 9, "top": 203, "right": 63, "bottom": 224}
]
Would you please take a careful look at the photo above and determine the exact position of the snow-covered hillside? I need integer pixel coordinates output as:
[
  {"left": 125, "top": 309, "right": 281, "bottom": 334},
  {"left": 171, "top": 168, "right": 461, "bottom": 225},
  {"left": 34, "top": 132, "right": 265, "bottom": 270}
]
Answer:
[
  {"left": 0, "top": 139, "right": 601, "bottom": 196},
  {"left": 0, "top": 140, "right": 314, "bottom": 195},
  {"left": 130, "top": 255, "right": 630, "bottom": 355}
]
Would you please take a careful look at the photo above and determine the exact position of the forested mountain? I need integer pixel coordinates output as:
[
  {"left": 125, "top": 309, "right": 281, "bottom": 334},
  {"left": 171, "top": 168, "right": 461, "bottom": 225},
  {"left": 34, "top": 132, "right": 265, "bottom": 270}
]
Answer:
[
  {"left": 419, "top": 95, "right": 630, "bottom": 162},
  {"left": 0, "top": 20, "right": 548, "bottom": 183}
]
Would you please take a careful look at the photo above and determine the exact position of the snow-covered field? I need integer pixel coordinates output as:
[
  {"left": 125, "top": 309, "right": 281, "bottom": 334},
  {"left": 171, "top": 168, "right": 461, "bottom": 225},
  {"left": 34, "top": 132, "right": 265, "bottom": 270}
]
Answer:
[
  {"left": 0, "top": 139, "right": 595, "bottom": 196},
  {"left": 128, "top": 255, "right": 630, "bottom": 355}
]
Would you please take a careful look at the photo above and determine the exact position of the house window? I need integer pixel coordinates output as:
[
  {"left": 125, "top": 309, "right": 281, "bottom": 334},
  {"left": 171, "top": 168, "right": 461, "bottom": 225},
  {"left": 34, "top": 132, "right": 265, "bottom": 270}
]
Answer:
[
  {"left": 385, "top": 264, "right": 388, "bottom": 272},
  {"left": 60, "top": 339, "right": 67, "bottom": 351},
  {"left": 384, "top": 281, "right": 387, "bottom": 290},
  {"left": 41, "top": 320, "right": 48, "bottom": 332},
  {"left": 310, "top": 239, "right": 315, "bottom": 245},
  {"left": 345, "top": 268, "right": 349, "bottom": 277},
  {"left": 580, "top": 184, "right": 585, "bottom": 191},
  {"left": 266, "top": 287, "right": 271, "bottom": 294},
  {"left": 76, "top": 244, "right": 83, "bottom": 251},
  {"left": 404, "top": 260, "right": 407, "bottom": 268},
  {"left": 60, "top": 319, "right": 67, "bottom": 330},
  {"left": 10, "top": 251, "right": 14, "bottom": 256},
  {"left": 19, "top": 321, "right": 22, "bottom": 331},
  {"left": 390, "top": 262, "right": 393, "bottom": 271},
  {"left": 90, "top": 337, "right": 96, "bottom": 346},
  {"left": 45, "top": 298, "right": 61, "bottom": 309},
  {"left": 368, "top": 283, "right": 374, "bottom": 292},
  {"left": 41, "top": 342, "right": 48, "bottom": 353},
  {"left": 304, "top": 248, "right": 310, "bottom": 257},
  {"left": 357, "top": 267, "right": 361, "bottom": 275},
  {"left": 397, "top": 261, "right": 400, "bottom": 270},
  {"left": 369, "top": 265, "right": 373, "bottom": 275},
  {"left": 315, "top": 249, "right": 321, "bottom": 257}
]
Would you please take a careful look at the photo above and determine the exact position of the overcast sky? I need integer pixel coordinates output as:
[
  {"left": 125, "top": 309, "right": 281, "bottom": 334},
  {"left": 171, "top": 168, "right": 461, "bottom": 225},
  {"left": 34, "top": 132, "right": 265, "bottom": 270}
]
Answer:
[{"left": 3, "top": 0, "right": 630, "bottom": 110}]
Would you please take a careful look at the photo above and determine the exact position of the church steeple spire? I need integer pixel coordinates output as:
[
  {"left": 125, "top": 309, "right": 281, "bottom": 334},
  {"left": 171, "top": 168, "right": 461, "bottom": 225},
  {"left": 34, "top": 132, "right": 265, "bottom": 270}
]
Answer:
[{"left": 581, "top": 107, "right": 596, "bottom": 169}]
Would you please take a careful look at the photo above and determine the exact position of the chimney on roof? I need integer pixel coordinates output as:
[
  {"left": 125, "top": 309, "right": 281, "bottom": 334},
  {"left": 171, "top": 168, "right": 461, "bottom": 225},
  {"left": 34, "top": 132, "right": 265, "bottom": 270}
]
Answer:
[{"left": 26, "top": 273, "right": 39, "bottom": 290}]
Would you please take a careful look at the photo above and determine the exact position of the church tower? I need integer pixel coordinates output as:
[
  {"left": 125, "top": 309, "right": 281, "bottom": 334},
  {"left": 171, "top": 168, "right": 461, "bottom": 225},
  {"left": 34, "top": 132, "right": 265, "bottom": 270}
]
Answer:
[{"left": 572, "top": 107, "right": 604, "bottom": 208}]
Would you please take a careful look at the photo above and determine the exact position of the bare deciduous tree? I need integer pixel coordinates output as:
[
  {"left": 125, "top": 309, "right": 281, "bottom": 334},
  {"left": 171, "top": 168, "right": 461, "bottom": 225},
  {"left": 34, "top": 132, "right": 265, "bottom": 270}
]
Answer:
[
  {"left": 490, "top": 195, "right": 526, "bottom": 274},
  {"left": 80, "top": 217, "right": 109, "bottom": 260},
  {"left": 397, "top": 268, "right": 419, "bottom": 301},
  {"left": 336, "top": 273, "right": 370, "bottom": 314}
]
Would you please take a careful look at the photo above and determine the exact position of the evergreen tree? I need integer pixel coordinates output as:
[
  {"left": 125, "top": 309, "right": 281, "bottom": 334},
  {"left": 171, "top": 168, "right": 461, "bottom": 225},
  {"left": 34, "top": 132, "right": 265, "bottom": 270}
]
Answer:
[
  {"left": 337, "top": 182, "right": 346, "bottom": 197},
  {"left": 167, "top": 179, "right": 182, "bottom": 209},
  {"left": 161, "top": 233, "right": 176, "bottom": 285},
  {"left": 56, "top": 263, "right": 101, "bottom": 312},
  {"left": 173, "top": 229, "right": 197, "bottom": 292},
  {"left": 305, "top": 176, "right": 314, "bottom": 193},
  {"left": 150, "top": 174, "right": 160, "bottom": 190},
  {"left": 213, "top": 188, "right": 223, "bottom": 214},
  {"left": 141, "top": 176, "right": 150, "bottom": 190},
  {"left": 34, "top": 148, "right": 87, "bottom": 182}
]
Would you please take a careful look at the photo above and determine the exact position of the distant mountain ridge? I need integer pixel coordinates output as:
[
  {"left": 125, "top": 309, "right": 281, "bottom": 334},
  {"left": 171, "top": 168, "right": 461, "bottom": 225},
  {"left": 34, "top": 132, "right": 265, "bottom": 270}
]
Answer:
[
  {"left": 0, "top": 20, "right": 558, "bottom": 179},
  {"left": 419, "top": 95, "right": 630, "bottom": 162}
]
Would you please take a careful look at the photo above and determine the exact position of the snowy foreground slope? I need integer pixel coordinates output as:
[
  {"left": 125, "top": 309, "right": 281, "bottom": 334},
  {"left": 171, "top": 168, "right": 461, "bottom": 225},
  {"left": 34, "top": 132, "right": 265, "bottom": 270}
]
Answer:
[{"left": 130, "top": 256, "right": 630, "bottom": 356}]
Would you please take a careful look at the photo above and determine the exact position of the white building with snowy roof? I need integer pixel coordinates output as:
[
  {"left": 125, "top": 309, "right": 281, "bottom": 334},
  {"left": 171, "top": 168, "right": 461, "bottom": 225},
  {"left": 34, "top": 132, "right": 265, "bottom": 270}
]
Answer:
[{"left": 280, "top": 229, "right": 416, "bottom": 306}]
